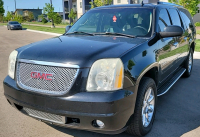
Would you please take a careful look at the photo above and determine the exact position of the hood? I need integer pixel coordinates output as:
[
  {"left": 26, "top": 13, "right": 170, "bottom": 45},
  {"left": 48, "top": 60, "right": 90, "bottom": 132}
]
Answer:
[{"left": 17, "top": 35, "right": 147, "bottom": 68}]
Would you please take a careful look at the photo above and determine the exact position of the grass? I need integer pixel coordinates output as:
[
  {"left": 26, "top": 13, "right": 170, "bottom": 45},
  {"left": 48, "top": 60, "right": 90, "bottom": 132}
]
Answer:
[
  {"left": 22, "top": 25, "right": 65, "bottom": 34},
  {"left": 195, "top": 39, "right": 200, "bottom": 52},
  {"left": 24, "top": 22, "right": 69, "bottom": 27},
  {"left": 0, "top": 23, "right": 7, "bottom": 26},
  {"left": 197, "top": 30, "right": 200, "bottom": 35}
]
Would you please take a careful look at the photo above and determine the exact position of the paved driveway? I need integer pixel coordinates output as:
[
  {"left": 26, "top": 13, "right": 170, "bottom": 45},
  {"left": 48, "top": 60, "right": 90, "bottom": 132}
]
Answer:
[{"left": 0, "top": 26, "right": 200, "bottom": 137}]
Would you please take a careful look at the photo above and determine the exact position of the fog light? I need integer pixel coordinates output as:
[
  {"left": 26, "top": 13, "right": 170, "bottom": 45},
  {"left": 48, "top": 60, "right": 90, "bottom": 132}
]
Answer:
[{"left": 92, "top": 120, "right": 105, "bottom": 128}]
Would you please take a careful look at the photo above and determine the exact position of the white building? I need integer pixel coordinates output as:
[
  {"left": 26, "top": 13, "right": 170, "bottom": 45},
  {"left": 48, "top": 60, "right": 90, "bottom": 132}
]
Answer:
[{"left": 62, "top": 0, "right": 200, "bottom": 23}]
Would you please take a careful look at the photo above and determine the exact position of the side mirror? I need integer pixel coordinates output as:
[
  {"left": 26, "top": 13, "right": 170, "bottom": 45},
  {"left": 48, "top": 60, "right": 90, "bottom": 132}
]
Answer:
[
  {"left": 159, "top": 25, "right": 183, "bottom": 38},
  {"left": 65, "top": 25, "right": 72, "bottom": 33}
]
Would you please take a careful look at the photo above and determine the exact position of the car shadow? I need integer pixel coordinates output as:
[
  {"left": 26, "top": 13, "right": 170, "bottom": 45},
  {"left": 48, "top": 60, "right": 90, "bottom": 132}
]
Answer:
[{"left": 47, "top": 58, "right": 200, "bottom": 137}]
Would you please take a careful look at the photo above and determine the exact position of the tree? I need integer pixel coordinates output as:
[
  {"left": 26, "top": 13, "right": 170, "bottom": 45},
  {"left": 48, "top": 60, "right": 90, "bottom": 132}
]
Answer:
[
  {"left": 44, "top": 2, "right": 55, "bottom": 28},
  {"left": 169, "top": 0, "right": 200, "bottom": 16},
  {"left": 90, "top": 0, "right": 112, "bottom": 9},
  {"left": 12, "top": 14, "right": 23, "bottom": 23},
  {"left": 42, "top": 17, "right": 48, "bottom": 24},
  {"left": 23, "top": 10, "right": 34, "bottom": 21},
  {"left": 28, "top": 11, "right": 34, "bottom": 21},
  {"left": 54, "top": 13, "right": 62, "bottom": 24},
  {"left": 6, "top": 11, "right": 13, "bottom": 21},
  {"left": 0, "top": 0, "right": 5, "bottom": 17},
  {"left": 68, "top": 8, "right": 76, "bottom": 24}
]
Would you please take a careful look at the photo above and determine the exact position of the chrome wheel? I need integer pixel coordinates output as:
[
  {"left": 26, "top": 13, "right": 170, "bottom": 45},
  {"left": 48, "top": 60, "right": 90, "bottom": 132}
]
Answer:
[
  {"left": 142, "top": 87, "right": 155, "bottom": 127},
  {"left": 188, "top": 52, "right": 192, "bottom": 73}
]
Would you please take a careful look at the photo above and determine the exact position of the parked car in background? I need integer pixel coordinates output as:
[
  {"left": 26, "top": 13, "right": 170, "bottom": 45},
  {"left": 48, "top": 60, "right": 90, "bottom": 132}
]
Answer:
[
  {"left": 4, "top": 1, "right": 196, "bottom": 137},
  {"left": 7, "top": 21, "right": 22, "bottom": 30}
]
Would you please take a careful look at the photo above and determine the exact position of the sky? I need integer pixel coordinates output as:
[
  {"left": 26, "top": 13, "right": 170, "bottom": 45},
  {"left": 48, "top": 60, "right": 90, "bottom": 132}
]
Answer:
[{"left": 3, "top": 0, "right": 63, "bottom": 14}]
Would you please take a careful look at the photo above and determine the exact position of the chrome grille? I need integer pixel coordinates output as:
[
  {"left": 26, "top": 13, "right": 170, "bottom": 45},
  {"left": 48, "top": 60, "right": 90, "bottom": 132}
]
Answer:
[
  {"left": 23, "top": 107, "right": 64, "bottom": 124},
  {"left": 17, "top": 62, "right": 78, "bottom": 95}
]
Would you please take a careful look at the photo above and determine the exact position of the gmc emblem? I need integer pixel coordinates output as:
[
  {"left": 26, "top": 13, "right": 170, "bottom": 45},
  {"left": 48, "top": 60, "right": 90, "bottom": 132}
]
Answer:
[{"left": 31, "top": 71, "right": 53, "bottom": 81}]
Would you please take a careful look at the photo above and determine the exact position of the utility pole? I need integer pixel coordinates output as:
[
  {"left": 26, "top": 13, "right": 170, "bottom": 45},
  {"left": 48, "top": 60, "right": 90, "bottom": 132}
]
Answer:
[
  {"left": 50, "top": 0, "right": 55, "bottom": 28},
  {"left": 14, "top": 0, "right": 16, "bottom": 11}
]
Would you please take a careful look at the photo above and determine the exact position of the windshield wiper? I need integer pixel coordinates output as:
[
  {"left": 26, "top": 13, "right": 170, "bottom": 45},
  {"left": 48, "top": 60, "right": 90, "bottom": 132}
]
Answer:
[
  {"left": 96, "top": 32, "right": 136, "bottom": 38},
  {"left": 66, "top": 31, "right": 94, "bottom": 36}
]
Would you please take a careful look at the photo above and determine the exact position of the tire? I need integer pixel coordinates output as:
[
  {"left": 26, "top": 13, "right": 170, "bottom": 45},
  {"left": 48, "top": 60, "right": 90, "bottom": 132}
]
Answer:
[
  {"left": 126, "top": 77, "right": 157, "bottom": 136},
  {"left": 183, "top": 48, "right": 193, "bottom": 77}
]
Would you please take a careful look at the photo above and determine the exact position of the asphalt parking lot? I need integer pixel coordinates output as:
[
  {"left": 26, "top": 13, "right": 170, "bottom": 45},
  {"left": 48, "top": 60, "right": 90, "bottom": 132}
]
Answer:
[{"left": 0, "top": 26, "right": 200, "bottom": 137}]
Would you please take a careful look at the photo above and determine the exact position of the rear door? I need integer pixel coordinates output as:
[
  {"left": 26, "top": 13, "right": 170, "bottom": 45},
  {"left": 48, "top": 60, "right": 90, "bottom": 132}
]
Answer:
[{"left": 167, "top": 8, "right": 189, "bottom": 67}]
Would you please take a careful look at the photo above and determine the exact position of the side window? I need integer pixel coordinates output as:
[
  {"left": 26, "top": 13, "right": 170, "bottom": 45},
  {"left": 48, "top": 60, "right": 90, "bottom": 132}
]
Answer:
[
  {"left": 179, "top": 9, "right": 192, "bottom": 29},
  {"left": 158, "top": 9, "right": 171, "bottom": 32},
  {"left": 168, "top": 9, "right": 181, "bottom": 26}
]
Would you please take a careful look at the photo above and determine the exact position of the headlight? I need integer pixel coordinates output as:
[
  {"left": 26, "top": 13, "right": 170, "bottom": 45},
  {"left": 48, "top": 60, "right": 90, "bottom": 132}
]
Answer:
[
  {"left": 86, "top": 58, "right": 124, "bottom": 91},
  {"left": 10, "top": 25, "right": 14, "bottom": 27},
  {"left": 8, "top": 50, "right": 18, "bottom": 79}
]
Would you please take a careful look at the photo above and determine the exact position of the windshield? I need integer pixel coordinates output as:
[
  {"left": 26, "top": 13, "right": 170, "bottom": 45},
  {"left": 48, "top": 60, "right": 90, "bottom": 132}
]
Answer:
[
  {"left": 68, "top": 8, "right": 153, "bottom": 37},
  {"left": 10, "top": 22, "right": 19, "bottom": 24}
]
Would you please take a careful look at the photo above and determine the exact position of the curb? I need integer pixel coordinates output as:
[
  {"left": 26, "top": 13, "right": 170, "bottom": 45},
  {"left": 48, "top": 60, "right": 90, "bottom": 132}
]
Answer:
[{"left": 26, "top": 29, "right": 61, "bottom": 36}]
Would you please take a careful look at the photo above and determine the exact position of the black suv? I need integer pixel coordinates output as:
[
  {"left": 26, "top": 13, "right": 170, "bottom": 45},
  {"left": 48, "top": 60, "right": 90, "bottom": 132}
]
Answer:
[{"left": 4, "top": 2, "right": 196, "bottom": 136}]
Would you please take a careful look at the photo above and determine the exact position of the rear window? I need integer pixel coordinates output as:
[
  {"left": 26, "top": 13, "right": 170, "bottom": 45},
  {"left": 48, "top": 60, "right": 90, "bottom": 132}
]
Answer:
[{"left": 179, "top": 9, "right": 194, "bottom": 29}]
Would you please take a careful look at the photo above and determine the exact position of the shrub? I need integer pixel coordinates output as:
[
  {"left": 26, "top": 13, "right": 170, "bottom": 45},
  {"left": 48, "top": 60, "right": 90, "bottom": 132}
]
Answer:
[
  {"left": 42, "top": 18, "right": 48, "bottom": 24},
  {"left": 54, "top": 14, "right": 62, "bottom": 25},
  {"left": 195, "top": 22, "right": 200, "bottom": 27}
]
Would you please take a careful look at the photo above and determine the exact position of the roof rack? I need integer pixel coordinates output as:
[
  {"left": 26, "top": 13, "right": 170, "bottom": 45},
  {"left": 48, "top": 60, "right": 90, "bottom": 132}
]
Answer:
[{"left": 157, "top": 2, "right": 183, "bottom": 8}]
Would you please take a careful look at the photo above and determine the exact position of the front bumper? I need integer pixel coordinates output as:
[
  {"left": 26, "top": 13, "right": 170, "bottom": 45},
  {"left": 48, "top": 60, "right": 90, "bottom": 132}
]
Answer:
[
  {"left": 10, "top": 26, "right": 22, "bottom": 30},
  {"left": 4, "top": 76, "right": 135, "bottom": 134}
]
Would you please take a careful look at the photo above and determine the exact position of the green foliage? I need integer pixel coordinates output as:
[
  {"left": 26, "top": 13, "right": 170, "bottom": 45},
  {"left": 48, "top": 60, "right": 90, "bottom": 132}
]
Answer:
[
  {"left": 68, "top": 8, "right": 76, "bottom": 23},
  {"left": 12, "top": 14, "right": 23, "bottom": 23},
  {"left": 28, "top": 11, "right": 34, "bottom": 21},
  {"left": 6, "top": 11, "right": 13, "bottom": 21},
  {"left": 54, "top": 13, "right": 62, "bottom": 24},
  {"left": 42, "top": 17, "right": 48, "bottom": 24},
  {"left": 44, "top": 3, "right": 56, "bottom": 21},
  {"left": 44, "top": 3, "right": 56, "bottom": 27},
  {"left": 24, "top": 11, "right": 34, "bottom": 21},
  {"left": 195, "top": 39, "right": 200, "bottom": 52},
  {"left": 195, "top": 22, "right": 200, "bottom": 27},
  {"left": 169, "top": 0, "right": 199, "bottom": 16},
  {"left": 0, "top": 0, "right": 5, "bottom": 16},
  {"left": 90, "top": 0, "right": 113, "bottom": 9}
]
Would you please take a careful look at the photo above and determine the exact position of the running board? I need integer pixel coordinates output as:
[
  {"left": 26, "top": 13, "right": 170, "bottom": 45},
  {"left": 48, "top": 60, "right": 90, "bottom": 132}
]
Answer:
[{"left": 157, "top": 68, "right": 186, "bottom": 96}]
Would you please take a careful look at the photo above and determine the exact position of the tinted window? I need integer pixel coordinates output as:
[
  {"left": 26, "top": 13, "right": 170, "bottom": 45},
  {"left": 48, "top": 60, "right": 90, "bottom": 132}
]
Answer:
[
  {"left": 158, "top": 9, "right": 171, "bottom": 32},
  {"left": 68, "top": 8, "right": 153, "bottom": 37},
  {"left": 179, "top": 9, "right": 192, "bottom": 29},
  {"left": 168, "top": 9, "right": 181, "bottom": 26},
  {"left": 9, "top": 22, "right": 19, "bottom": 24}
]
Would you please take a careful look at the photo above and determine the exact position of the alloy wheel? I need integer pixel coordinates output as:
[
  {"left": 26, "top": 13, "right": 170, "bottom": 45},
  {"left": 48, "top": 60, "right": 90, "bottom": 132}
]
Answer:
[{"left": 142, "top": 87, "right": 155, "bottom": 127}]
